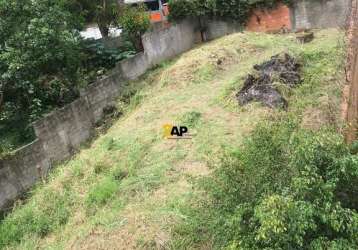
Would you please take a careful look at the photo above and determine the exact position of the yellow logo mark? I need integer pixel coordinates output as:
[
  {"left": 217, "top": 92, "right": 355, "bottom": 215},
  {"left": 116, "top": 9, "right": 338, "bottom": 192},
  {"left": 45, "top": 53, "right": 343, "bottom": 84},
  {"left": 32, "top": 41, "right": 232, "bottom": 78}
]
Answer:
[{"left": 163, "top": 124, "right": 173, "bottom": 138}]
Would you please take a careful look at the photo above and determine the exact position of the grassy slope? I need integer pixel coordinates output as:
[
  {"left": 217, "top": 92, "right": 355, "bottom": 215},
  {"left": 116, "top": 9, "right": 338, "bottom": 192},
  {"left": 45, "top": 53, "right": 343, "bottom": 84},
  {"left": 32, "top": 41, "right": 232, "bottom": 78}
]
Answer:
[{"left": 0, "top": 29, "right": 345, "bottom": 249}]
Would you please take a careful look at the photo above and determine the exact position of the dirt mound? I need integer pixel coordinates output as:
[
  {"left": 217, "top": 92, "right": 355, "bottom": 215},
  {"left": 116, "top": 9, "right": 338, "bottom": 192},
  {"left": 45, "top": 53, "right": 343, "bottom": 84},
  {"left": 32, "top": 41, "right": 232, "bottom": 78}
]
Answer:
[{"left": 237, "top": 53, "right": 301, "bottom": 109}]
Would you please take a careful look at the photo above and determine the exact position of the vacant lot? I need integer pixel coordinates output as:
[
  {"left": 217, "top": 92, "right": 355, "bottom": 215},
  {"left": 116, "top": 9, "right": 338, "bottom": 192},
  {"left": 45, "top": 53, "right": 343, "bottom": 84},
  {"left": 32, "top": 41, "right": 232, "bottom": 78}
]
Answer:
[{"left": 0, "top": 29, "right": 347, "bottom": 249}]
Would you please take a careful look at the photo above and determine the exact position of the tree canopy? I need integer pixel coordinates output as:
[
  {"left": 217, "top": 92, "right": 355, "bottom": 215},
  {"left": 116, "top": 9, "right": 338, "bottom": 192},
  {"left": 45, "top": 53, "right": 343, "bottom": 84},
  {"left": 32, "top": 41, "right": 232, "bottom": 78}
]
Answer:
[
  {"left": 0, "top": 0, "right": 144, "bottom": 154},
  {"left": 0, "top": 0, "right": 82, "bottom": 123},
  {"left": 62, "top": 0, "right": 121, "bottom": 37}
]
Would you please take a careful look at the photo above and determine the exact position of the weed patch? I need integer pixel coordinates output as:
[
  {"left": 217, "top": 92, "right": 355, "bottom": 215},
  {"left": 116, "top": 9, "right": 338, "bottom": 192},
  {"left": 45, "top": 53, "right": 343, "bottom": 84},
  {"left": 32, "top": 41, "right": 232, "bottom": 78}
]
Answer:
[
  {"left": 85, "top": 177, "right": 119, "bottom": 210},
  {"left": 0, "top": 189, "right": 71, "bottom": 248},
  {"left": 173, "top": 116, "right": 358, "bottom": 249},
  {"left": 178, "top": 111, "right": 202, "bottom": 128}
]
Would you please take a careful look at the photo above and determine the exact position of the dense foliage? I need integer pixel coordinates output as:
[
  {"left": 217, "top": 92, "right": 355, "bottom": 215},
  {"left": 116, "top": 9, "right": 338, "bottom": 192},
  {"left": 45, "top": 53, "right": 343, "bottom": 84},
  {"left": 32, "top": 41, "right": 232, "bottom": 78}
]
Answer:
[
  {"left": 119, "top": 4, "right": 150, "bottom": 51},
  {"left": 0, "top": 0, "right": 135, "bottom": 155},
  {"left": 0, "top": 0, "right": 83, "bottom": 149},
  {"left": 81, "top": 39, "right": 136, "bottom": 82},
  {"left": 61, "top": 0, "right": 121, "bottom": 37},
  {"left": 168, "top": 0, "right": 293, "bottom": 23},
  {"left": 178, "top": 117, "right": 358, "bottom": 249}
]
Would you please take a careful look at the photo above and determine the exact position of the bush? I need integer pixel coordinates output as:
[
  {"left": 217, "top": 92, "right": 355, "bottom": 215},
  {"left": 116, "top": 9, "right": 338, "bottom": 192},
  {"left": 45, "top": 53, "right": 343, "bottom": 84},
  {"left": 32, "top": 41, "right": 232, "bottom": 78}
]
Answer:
[
  {"left": 119, "top": 4, "right": 150, "bottom": 51},
  {"left": 0, "top": 0, "right": 137, "bottom": 153},
  {"left": 0, "top": 0, "right": 84, "bottom": 152},
  {"left": 80, "top": 39, "right": 136, "bottom": 84},
  {"left": 82, "top": 40, "right": 136, "bottom": 70},
  {"left": 168, "top": 0, "right": 202, "bottom": 21},
  {"left": 168, "top": 0, "right": 293, "bottom": 24},
  {"left": 181, "top": 117, "right": 358, "bottom": 249},
  {"left": 0, "top": 0, "right": 83, "bottom": 119}
]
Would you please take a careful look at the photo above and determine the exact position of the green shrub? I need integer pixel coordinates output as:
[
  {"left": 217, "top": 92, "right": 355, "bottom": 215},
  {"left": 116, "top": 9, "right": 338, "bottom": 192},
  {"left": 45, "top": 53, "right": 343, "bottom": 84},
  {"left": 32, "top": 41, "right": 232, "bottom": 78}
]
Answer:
[
  {"left": 351, "top": 140, "right": 358, "bottom": 154},
  {"left": 0, "top": 0, "right": 83, "bottom": 121},
  {"left": 80, "top": 39, "right": 136, "bottom": 85},
  {"left": 82, "top": 39, "right": 136, "bottom": 71},
  {"left": 179, "top": 117, "right": 358, "bottom": 249},
  {"left": 119, "top": 4, "right": 150, "bottom": 51},
  {"left": 168, "top": 0, "right": 203, "bottom": 21},
  {"left": 208, "top": 118, "right": 297, "bottom": 211},
  {"left": 0, "top": 0, "right": 136, "bottom": 153}
]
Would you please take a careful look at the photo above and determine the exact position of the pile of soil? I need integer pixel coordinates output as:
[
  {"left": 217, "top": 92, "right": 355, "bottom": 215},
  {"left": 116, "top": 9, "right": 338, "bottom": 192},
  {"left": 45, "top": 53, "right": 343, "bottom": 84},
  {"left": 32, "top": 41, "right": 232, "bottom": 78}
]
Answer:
[{"left": 236, "top": 53, "right": 301, "bottom": 109}]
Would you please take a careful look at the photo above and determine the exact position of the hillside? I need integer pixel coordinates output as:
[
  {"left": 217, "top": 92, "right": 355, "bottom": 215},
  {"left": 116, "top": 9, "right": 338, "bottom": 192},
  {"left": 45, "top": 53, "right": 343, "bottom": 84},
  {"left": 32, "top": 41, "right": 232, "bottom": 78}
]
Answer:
[{"left": 0, "top": 29, "right": 348, "bottom": 249}]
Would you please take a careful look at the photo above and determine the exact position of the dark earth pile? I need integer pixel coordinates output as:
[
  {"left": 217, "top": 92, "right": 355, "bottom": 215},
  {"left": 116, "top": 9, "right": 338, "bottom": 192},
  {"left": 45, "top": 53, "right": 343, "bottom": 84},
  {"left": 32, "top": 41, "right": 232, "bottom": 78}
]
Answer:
[{"left": 236, "top": 53, "right": 301, "bottom": 109}]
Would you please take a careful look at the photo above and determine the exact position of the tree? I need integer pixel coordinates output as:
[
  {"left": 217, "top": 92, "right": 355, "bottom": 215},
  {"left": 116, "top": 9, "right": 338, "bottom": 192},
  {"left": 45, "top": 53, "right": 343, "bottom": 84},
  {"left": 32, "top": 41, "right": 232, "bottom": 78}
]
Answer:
[
  {"left": 63, "top": 0, "right": 120, "bottom": 38},
  {"left": 119, "top": 4, "right": 150, "bottom": 51},
  {"left": 94, "top": 0, "right": 119, "bottom": 38},
  {"left": 0, "top": 0, "right": 82, "bottom": 124}
]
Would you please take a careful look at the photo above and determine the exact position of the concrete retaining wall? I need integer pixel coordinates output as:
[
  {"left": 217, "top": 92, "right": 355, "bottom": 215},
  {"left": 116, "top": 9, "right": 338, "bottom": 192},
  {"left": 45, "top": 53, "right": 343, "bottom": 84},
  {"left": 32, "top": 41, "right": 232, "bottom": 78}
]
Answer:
[
  {"left": 32, "top": 72, "right": 124, "bottom": 165},
  {"left": 204, "top": 18, "right": 242, "bottom": 40},
  {"left": 0, "top": 72, "right": 124, "bottom": 212},
  {"left": 292, "top": 0, "right": 350, "bottom": 30},
  {"left": 0, "top": 140, "right": 50, "bottom": 211},
  {"left": 143, "top": 19, "right": 199, "bottom": 66},
  {"left": 118, "top": 19, "right": 200, "bottom": 79},
  {"left": 196, "top": 0, "right": 351, "bottom": 35},
  {"left": 245, "top": 0, "right": 350, "bottom": 32},
  {"left": 117, "top": 52, "right": 149, "bottom": 80}
]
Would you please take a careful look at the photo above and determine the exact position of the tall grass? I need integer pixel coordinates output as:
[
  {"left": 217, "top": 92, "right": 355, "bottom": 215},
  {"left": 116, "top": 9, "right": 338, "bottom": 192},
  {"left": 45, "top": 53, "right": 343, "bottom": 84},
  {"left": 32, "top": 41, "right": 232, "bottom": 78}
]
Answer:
[{"left": 172, "top": 116, "right": 358, "bottom": 249}]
